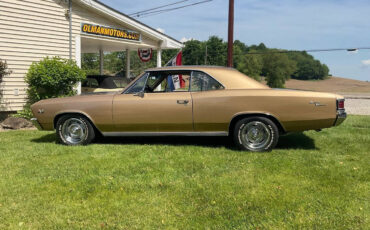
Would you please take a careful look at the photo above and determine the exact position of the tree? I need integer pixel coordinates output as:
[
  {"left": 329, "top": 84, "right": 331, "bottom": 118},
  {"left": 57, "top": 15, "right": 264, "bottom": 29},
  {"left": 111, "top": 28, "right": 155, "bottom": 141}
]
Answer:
[
  {"left": 182, "top": 39, "right": 204, "bottom": 65},
  {"left": 82, "top": 53, "right": 99, "bottom": 75},
  {"left": 26, "top": 57, "right": 86, "bottom": 104},
  {"left": 236, "top": 54, "right": 263, "bottom": 80},
  {"left": 104, "top": 51, "right": 126, "bottom": 74},
  {"left": 206, "top": 36, "right": 227, "bottom": 66},
  {"left": 234, "top": 40, "right": 249, "bottom": 53},
  {"left": 288, "top": 52, "right": 330, "bottom": 80},
  {"left": 263, "top": 53, "right": 296, "bottom": 88}
]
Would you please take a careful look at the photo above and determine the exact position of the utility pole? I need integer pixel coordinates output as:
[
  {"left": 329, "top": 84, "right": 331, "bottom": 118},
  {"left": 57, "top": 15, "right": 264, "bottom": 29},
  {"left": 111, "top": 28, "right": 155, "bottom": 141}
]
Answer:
[{"left": 227, "top": 0, "right": 234, "bottom": 67}]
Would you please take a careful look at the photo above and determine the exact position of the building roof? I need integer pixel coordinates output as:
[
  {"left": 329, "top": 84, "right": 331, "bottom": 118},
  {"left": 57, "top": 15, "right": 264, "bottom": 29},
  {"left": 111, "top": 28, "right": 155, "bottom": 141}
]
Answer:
[{"left": 77, "top": 0, "right": 184, "bottom": 49}]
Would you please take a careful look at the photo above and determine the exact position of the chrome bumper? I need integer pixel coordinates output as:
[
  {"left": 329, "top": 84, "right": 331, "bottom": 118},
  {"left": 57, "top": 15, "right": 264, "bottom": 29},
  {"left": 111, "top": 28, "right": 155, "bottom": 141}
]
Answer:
[
  {"left": 31, "top": 118, "right": 43, "bottom": 130},
  {"left": 334, "top": 110, "right": 347, "bottom": 126}
]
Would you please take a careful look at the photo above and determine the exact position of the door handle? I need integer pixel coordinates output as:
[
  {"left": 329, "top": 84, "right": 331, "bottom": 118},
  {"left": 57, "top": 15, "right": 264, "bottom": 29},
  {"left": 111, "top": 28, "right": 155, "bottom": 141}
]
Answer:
[{"left": 177, "top": 100, "right": 189, "bottom": 104}]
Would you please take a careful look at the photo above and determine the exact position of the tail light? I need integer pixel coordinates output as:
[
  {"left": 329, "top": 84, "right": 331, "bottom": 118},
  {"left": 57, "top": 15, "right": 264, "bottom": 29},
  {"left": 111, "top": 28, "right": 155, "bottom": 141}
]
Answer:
[
  {"left": 335, "top": 99, "right": 346, "bottom": 126},
  {"left": 337, "top": 99, "right": 345, "bottom": 110}
]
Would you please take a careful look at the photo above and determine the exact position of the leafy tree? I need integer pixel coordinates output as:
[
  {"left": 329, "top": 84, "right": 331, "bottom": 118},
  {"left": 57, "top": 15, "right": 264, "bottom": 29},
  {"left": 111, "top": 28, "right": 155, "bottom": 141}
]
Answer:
[
  {"left": 26, "top": 57, "right": 86, "bottom": 104},
  {"left": 236, "top": 53, "right": 263, "bottom": 80},
  {"left": 233, "top": 42, "right": 245, "bottom": 69},
  {"left": 234, "top": 40, "right": 249, "bottom": 53},
  {"left": 206, "top": 36, "right": 227, "bottom": 66},
  {"left": 182, "top": 39, "right": 204, "bottom": 65},
  {"left": 104, "top": 51, "right": 126, "bottom": 74},
  {"left": 82, "top": 53, "right": 100, "bottom": 75},
  {"left": 263, "top": 53, "right": 296, "bottom": 88},
  {"left": 288, "top": 52, "right": 329, "bottom": 80}
]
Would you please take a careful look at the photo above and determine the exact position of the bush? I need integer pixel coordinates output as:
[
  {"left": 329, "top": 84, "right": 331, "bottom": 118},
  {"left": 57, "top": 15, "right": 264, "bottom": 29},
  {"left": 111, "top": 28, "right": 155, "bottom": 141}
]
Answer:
[
  {"left": 12, "top": 108, "right": 33, "bottom": 120},
  {"left": 26, "top": 57, "right": 86, "bottom": 104}
]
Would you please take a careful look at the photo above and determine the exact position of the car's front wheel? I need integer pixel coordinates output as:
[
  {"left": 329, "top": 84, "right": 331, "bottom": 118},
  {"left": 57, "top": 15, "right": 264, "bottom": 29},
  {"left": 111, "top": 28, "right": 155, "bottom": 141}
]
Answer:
[
  {"left": 56, "top": 115, "right": 95, "bottom": 145},
  {"left": 233, "top": 117, "right": 279, "bottom": 152}
]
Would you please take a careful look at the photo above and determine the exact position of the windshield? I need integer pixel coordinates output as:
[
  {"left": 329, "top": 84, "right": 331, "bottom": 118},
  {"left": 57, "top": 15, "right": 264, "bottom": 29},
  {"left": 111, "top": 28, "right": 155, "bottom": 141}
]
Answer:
[{"left": 123, "top": 72, "right": 148, "bottom": 94}]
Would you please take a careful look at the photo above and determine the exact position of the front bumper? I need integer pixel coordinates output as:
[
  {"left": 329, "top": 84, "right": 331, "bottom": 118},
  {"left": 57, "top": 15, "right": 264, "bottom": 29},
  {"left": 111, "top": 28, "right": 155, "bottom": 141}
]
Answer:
[
  {"left": 334, "top": 110, "right": 347, "bottom": 126},
  {"left": 31, "top": 118, "right": 43, "bottom": 130}
]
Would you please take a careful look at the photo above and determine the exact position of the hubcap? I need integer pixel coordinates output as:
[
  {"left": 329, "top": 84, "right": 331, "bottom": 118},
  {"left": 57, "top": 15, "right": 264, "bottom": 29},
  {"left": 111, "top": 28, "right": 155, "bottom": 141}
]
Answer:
[
  {"left": 241, "top": 121, "right": 271, "bottom": 150},
  {"left": 61, "top": 118, "right": 87, "bottom": 144}
]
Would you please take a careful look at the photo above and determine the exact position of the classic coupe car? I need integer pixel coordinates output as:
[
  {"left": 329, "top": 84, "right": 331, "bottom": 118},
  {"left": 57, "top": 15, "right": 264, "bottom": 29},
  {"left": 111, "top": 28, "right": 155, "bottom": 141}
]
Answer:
[{"left": 31, "top": 66, "right": 346, "bottom": 151}]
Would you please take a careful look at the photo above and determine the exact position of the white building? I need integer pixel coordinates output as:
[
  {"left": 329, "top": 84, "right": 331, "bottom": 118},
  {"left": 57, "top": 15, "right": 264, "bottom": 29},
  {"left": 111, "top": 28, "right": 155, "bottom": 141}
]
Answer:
[{"left": 0, "top": 0, "right": 183, "bottom": 111}]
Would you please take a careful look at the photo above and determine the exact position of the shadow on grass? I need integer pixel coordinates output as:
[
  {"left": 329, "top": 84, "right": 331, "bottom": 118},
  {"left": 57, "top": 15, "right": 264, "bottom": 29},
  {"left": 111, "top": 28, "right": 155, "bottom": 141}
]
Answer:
[
  {"left": 277, "top": 133, "right": 316, "bottom": 150},
  {"left": 32, "top": 132, "right": 316, "bottom": 150}
]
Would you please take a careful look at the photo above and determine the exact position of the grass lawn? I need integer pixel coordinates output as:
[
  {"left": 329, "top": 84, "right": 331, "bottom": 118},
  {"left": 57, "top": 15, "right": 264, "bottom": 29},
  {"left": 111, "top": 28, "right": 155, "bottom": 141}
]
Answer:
[{"left": 0, "top": 116, "right": 369, "bottom": 229}]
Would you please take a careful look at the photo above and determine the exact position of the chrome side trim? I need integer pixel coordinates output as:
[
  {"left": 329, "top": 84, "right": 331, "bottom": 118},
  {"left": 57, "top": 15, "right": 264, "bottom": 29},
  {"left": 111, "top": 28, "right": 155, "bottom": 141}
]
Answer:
[
  {"left": 31, "top": 118, "right": 43, "bottom": 130},
  {"left": 102, "top": 131, "right": 228, "bottom": 137},
  {"left": 309, "top": 101, "right": 326, "bottom": 106}
]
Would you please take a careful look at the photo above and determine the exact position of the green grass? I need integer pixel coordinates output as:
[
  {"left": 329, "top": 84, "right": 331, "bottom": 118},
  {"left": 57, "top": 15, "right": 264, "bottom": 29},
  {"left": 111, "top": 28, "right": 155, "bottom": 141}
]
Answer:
[{"left": 0, "top": 116, "right": 369, "bottom": 229}]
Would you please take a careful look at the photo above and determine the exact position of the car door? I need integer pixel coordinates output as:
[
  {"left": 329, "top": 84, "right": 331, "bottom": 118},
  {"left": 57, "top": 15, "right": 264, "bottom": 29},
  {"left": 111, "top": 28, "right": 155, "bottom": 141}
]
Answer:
[{"left": 112, "top": 71, "right": 193, "bottom": 133}]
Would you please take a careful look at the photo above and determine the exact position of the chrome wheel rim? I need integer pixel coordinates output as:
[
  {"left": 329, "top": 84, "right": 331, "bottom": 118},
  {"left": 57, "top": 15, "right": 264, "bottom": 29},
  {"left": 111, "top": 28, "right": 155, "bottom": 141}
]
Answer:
[
  {"left": 240, "top": 121, "right": 271, "bottom": 150},
  {"left": 61, "top": 118, "right": 87, "bottom": 144}
]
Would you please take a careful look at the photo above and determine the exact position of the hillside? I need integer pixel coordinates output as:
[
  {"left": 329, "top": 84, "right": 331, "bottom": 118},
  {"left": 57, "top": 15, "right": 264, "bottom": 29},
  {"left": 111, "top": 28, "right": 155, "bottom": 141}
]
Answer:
[{"left": 284, "top": 76, "right": 370, "bottom": 95}]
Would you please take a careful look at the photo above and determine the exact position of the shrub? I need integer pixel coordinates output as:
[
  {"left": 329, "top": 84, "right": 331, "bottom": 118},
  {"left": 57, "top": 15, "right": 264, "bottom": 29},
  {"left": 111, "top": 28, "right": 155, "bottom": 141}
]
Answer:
[
  {"left": 25, "top": 57, "right": 85, "bottom": 104},
  {"left": 12, "top": 108, "right": 33, "bottom": 120}
]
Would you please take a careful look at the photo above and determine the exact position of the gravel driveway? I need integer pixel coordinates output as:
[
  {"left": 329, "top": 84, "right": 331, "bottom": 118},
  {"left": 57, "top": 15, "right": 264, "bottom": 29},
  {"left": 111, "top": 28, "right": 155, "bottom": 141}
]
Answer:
[{"left": 345, "top": 98, "right": 370, "bottom": 115}]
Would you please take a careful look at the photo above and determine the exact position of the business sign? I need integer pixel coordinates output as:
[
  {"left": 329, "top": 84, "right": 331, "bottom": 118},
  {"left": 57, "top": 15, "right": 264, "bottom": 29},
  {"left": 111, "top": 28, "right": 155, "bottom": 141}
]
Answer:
[{"left": 81, "top": 23, "right": 141, "bottom": 41}]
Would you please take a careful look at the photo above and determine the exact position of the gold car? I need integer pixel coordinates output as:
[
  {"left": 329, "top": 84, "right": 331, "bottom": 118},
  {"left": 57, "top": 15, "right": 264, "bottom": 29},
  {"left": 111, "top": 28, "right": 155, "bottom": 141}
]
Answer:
[{"left": 31, "top": 66, "right": 346, "bottom": 151}]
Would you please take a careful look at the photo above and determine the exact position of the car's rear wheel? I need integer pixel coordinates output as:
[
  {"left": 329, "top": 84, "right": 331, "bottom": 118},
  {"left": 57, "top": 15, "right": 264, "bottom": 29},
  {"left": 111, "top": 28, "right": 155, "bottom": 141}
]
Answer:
[
  {"left": 56, "top": 115, "right": 95, "bottom": 145},
  {"left": 233, "top": 117, "right": 279, "bottom": 152}
]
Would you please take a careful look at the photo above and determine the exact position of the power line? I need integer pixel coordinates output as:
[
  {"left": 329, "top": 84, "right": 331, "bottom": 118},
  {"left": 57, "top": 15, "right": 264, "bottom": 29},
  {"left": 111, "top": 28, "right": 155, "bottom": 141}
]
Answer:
[
  {"left": 243, "top": 47, "right": 370, "bottom": 55},
  {"left": 133, "top": 0, "right": 213, "bottom": 18},
  {"left": 132, "top": 0, "right": 213, "bottom": 18},
  {"left": 129, "top": 0, "right": 190, "bottom": 16}
]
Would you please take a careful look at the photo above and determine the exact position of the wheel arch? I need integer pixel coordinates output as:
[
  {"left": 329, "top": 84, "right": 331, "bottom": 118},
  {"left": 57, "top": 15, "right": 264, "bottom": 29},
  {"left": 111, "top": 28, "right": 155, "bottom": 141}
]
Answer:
[
  {"left": 54, "top": 112, "right": 102, "bottom": 135},
  {"left": 228, "top": 113, "right": 286, "bottom": 135}
]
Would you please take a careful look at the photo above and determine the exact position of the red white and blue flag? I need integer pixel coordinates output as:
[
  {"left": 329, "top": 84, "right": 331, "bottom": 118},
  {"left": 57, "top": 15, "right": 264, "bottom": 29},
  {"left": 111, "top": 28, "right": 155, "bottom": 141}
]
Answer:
[{"left": 166, "top": 51, "right": 184, "bottom": 90}]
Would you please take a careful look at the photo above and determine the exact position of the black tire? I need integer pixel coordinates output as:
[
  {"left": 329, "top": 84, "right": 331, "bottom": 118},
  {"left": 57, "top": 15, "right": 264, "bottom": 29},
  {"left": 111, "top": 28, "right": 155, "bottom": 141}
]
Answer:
[
  {"left": 56, "top": 114, "right": 95, "bottom": 145},
  {"left": 233, "top": 117, "right": 279, "bottom": 152}
]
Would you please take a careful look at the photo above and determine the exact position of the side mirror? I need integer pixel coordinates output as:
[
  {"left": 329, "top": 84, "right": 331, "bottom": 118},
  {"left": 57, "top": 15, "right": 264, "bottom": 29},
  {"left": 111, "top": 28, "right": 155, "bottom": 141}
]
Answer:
[{"left": 134, "top": 91, "right": 144, "bottom": 98}]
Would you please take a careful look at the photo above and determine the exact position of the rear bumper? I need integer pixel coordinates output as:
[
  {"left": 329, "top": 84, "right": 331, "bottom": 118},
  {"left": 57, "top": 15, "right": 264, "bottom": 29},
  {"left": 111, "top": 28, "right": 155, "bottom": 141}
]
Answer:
[
  {"left": 334, "top": 110, "right": 347, "bottom": 126},
  {"left": 31, "top": 118, "right": 43, "bottom": 130}
]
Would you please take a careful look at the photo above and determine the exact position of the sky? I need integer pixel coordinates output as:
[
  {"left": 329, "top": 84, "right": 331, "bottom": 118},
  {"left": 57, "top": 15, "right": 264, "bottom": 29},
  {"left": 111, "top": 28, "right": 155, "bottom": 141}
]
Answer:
[{"left": 100, "top": 0, "right": 370, "bottom": 81}]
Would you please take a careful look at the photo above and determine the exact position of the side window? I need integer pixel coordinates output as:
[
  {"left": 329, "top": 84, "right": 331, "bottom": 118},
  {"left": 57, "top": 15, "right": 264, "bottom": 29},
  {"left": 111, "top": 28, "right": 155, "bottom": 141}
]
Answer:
[
  {"left": 125, "top": 73, "right": 148, "bottom": 94},
  {"left": 144, "top": 71, "right": 191, "bottom": 93},
  {"left": 191, "top": 71, "right": 224, "bottom": 92},
  {"left": 167, "top": 73, "right": 190, "bottom": 92}
]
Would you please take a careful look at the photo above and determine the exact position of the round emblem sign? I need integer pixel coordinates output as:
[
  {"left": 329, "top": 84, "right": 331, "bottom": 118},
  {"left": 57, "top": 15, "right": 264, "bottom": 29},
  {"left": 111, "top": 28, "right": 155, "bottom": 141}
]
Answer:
[{"left": 138, "top": 48, "right": 153, "bottom": 62}]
